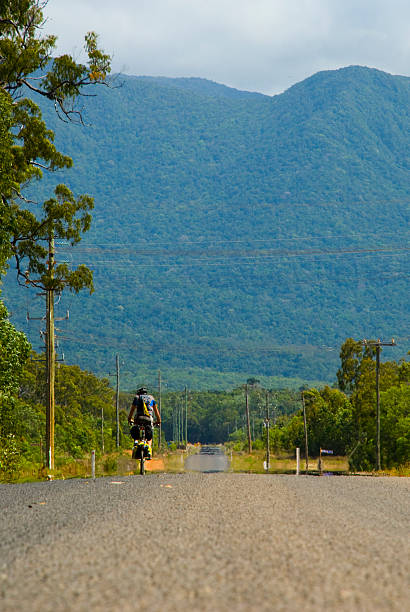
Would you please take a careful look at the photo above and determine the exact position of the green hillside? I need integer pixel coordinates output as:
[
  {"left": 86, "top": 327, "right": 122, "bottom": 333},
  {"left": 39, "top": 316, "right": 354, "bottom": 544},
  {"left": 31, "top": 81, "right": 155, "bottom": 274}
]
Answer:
[{"left": 3, "top": 66, "right": 409, "bottom": 389}]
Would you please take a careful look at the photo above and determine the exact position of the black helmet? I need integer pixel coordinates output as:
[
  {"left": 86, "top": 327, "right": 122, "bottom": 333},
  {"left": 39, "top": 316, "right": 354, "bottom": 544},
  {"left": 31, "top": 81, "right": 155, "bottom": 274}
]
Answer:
[{"left": 137, "top": 387, "right": 148, "bottom": 395}]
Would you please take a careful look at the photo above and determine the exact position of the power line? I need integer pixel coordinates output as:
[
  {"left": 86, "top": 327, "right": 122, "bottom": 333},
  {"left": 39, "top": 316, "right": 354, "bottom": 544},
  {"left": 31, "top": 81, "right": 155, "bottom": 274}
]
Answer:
[
  {"left": 57, "top": 228, "right": 409, "bottom": 251},
  {"left": 55, "top": 247, "right": 410, "bottom": 271}
]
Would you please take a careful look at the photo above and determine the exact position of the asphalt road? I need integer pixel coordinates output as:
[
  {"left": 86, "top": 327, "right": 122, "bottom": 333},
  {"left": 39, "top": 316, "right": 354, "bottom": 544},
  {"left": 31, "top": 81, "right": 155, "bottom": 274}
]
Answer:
[
  {"left": 1, "top": 474, "right": 409, "bottom": 611},
  {"left": 185, "top": 445, "right": 229, "bottom": 472}
]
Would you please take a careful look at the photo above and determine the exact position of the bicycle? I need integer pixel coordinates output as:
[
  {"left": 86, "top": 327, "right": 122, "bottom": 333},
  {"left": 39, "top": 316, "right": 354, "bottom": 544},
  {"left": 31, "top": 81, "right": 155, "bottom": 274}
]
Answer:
[{"left": 130, "top": 418, "right": 159, "bottom": 475}]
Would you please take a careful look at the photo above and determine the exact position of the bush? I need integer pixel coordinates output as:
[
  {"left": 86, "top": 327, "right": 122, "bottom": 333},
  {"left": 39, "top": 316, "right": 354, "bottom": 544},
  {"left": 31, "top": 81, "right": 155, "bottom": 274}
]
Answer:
[
  {"left": 252, "top": 439, "right": 265, "bottom": 450},
  {"left": 0, "top": 433, "right": 21, "bottom": 481},
  {"left": 103, "top": 455, "right": 117, "bottom": 473}
]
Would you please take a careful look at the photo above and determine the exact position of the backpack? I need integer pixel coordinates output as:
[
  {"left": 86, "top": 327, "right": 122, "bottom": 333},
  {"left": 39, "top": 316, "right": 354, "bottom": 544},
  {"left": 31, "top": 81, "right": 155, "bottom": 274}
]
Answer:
[{"left": 136, "top": 395, "right": 150, "bottom": 417}]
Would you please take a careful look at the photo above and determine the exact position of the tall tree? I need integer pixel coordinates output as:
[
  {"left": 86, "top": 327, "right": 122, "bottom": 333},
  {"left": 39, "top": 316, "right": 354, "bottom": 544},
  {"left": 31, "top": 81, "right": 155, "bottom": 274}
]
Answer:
[
  {"left": 0, "top": 89, "right": 14, "bottom": 273},
  {"left": 0, "top": 0, "right": 111, "bottom": 291},
  {"left": 0, "top": 0, "right": 111, "bottom": 474}
]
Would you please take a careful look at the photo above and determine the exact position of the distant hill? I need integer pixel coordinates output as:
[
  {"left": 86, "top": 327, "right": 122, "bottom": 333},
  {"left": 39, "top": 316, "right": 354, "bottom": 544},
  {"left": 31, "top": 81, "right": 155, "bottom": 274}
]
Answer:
[{"left": 3, "top": 66, "right": 409, "bottom": 390}]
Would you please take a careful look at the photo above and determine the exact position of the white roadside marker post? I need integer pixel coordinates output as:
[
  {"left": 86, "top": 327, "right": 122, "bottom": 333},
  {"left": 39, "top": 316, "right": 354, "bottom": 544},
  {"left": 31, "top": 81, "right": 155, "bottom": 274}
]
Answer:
[{"left": 91, "top": 450, "right": 96, "bottom": 480}]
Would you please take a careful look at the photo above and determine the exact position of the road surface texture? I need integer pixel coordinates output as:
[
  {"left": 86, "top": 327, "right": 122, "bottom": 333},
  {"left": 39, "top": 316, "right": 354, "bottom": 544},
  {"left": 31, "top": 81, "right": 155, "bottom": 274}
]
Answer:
[
  {"left": 185, "top": 445, "right": 229, "bottom": 472},
  {"left": 0, "top": 474, "right": 409, "bottom": 611}
]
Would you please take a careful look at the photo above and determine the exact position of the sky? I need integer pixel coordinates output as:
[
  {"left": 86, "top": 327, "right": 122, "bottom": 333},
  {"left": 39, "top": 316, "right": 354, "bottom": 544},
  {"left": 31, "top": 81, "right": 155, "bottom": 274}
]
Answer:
[{"left": 43, "top": 0, "right": 410, "bottom": 95}]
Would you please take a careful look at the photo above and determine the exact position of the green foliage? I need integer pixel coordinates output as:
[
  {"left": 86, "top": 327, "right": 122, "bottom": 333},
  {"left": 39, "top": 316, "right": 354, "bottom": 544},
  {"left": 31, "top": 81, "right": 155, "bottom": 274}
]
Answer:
[
  {"left": 277, "top": 339, "right": 410, "bottom": 470},
  {"left": 0, "top": 433, "right": 20, "bottom": 481},
  {"left": 334, "top": 338, "right": 408, "bottom": 469},
  {"left": 0, "top": 0, "right": 110, "bottom": 293},
  {"left": 18, "top": 356, "right": 118, "bottom": 459},
  {"left": 0, "top": 300, "right": 31, "bottom": 394},
  {"left": 282, "top": 387, "right": 354, "bottom": 456},
  {"left": 160, "top": 385, "right": 301, "bottom": 444},
  {"left": 0, "top": 352, "right": 120, "bottom": 480},
  {"left": 0, "top": 0, "right": 112, "bottom": 479},
  {"left": 0, "top": 1, "right": 110, "bottom": 118},
  {"left": 3, "top": 66, "right": 408, "bottom": 385},
  {"left": 246, "top": 340, "right": 410, "bottom": 471},
  {"left": 381, "top": 385, "right": 410, "bottom": 468},
  {"left": 0, "top": 298, "right": 32, "bottom": 481},
  {"left": 13, "top": 183, "right": 94, "bottom": 292},
  {"left": 0, "top": 90, "right": 15, "bottom": 273},
  {"left": 337, "top": 338, "right": 365, "bottom": 393}
]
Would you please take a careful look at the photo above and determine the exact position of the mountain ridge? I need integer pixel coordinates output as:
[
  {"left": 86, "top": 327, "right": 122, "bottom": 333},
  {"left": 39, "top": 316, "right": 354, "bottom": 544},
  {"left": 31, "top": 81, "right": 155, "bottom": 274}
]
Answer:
[{"left": 3, "top": 65, "right": 409, "bottom": 389}]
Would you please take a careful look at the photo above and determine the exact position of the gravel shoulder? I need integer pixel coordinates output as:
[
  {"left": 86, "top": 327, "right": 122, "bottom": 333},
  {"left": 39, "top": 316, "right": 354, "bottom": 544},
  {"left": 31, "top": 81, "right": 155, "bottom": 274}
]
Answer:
[{"left": 0, "top": 474, "right": 409, "bottom": 611}]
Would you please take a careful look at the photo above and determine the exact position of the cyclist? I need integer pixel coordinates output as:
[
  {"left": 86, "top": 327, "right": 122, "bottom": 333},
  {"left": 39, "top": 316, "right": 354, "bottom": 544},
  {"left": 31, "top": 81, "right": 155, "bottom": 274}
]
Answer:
[{"left": 128, "top": 387, "right": 161, "bottom": 459}]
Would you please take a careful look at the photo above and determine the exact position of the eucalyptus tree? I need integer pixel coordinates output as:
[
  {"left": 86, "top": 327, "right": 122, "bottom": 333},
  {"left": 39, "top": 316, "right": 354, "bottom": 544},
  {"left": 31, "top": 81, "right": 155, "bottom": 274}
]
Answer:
[
  {"left": 0, "top": 0, "right": 111, "bottom": 292},
  {"left": 0, "top": 0, "right": 111, "bottom": 471}
]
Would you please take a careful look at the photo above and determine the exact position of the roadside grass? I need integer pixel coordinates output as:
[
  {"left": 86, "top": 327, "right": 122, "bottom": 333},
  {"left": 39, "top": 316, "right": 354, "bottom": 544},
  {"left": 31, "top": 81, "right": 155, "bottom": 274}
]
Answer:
[
  {"left": 13, "top": 457, "right": 90, "bottom": 482},
  {"left": 161, "top": 450, "right": 188, "bottom": 473},
  {"left": 387, "top": 464, "right": 410, "bottom": 477},
  {"left": 5, "top": 449, "right": 408, "bottom": 482},
  {"left": 230, "top": 450, "right": 349, "bottom": 474},
  {"left": 10, "top": 448, "right": 189, "bottom": 482},
  {"left": 107, "top": 448, "right": 194, "bottom": 476}
]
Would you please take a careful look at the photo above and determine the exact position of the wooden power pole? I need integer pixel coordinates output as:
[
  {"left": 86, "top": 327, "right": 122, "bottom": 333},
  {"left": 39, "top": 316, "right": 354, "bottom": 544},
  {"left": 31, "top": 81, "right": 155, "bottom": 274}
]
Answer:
[
  {"left": 185, "top": 385, "right": 188, "bottom": 447},
  {"left": 362, "top": 338, "right": 396, "bottom": 471},
  {"left": 265, "top": 390, "right": 270, "bottom": 470},
  {"left": 302, "top": 391, "right": 309, "bottom": 473},
  {"left": 45, "top": 234, "right": 55, "bottom": 471},
  {"left": 115, "top": 355, "right": 120, "bottom": 447},
  {"left": 158, "top": 370, "right": 162, "bottom": 449},
  {"left": 245, "top": 384, "right": 252, "bottom": 453}
]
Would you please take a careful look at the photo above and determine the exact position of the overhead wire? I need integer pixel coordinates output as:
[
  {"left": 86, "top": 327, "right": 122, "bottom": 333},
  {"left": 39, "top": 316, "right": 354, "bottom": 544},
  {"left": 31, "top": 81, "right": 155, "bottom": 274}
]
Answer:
[
  {"left": 57, "top": 243, "right": 410, "bottom": 267},
  {"left": 20, "top": 210, "right": 409, "bottom": 365},
  {"left": 57, "top": 228, "right": 410, "bottom": 251}
]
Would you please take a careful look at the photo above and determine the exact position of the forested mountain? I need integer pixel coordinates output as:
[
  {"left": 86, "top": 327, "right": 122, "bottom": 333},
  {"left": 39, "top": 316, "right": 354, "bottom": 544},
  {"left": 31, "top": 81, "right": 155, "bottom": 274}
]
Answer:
[{"left": 3, "top": 66, "right": 409, "bottom": 390}]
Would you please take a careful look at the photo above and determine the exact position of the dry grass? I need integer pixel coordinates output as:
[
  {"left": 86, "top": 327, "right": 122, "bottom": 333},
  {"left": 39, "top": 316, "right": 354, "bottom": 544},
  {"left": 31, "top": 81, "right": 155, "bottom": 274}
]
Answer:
[
  {"left": 14, "top": 449, "right": 187, "bottom": 481},
  {"left": 230, "top": 450, "right": 349, "bottom": 474},
  {"left": 386, "top": 464, "right": 410, "bottom": 477},
  {"left": 13, "top": 449, "right": 407, "bottom": 482}
]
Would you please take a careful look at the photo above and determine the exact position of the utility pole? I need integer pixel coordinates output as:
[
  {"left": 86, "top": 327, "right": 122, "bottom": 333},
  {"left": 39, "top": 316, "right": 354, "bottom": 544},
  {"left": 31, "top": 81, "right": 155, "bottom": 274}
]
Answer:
[
  {"left": 115, "top": 355, "right": 120, "bottom": 448},
  {"left": 185, "top": 386, "right": 188, "bottom": 448},
  {"left": 176, "top": 403, "right": 179, "bottom": 444},
  {"left": 302, "top": 391, "right": 309, "bottom": 473},
  {"left": 28, "top": 236, "right": 68, "bottom": 471},
  {"left": 158, "top": 370, "right": 162, "bottom": 449},
  {"left": 45, "top": 234, "right": 55, "bottom": 471},
  {"left": 179, "top": 400, "right": 183, "bottom": 445},
  {"left": 265, "top": 390, "right": 270, "bottom": 471},
  {"left": 362, "top": 338, "right": 396, "bottom": 471},
  {"left": 101, "top": 405, "right": 104, "bottom": 454},
  {"left": 245, "top": 384, "right": 252, "bottom": 453}
]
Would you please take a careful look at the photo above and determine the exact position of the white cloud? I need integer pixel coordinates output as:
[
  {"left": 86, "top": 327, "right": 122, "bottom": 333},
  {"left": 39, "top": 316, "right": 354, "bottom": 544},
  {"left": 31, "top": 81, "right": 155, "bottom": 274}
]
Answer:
[{"left": 43, "top": 0, "right": 410, "bottom": 94}]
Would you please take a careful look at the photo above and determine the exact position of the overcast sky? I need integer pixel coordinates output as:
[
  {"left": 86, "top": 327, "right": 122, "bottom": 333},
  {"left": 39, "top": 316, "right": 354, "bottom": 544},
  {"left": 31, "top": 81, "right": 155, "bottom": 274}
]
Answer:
[{"left": 42, "top": 0, "right": 410, "bottom": 95}]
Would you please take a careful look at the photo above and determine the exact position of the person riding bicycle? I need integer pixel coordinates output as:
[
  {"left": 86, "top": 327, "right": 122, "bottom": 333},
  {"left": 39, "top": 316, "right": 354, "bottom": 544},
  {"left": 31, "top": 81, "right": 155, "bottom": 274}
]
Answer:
[{"left": 128, "top": 387, "right": 161, "bottom": 460}]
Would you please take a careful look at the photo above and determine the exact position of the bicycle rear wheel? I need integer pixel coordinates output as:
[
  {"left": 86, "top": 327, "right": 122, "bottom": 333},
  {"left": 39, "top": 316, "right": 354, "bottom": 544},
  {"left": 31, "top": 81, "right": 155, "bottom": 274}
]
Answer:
[{"left": 140, "top": 450, "right": 145, "bottom": 475}]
